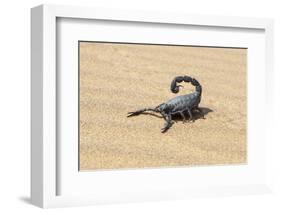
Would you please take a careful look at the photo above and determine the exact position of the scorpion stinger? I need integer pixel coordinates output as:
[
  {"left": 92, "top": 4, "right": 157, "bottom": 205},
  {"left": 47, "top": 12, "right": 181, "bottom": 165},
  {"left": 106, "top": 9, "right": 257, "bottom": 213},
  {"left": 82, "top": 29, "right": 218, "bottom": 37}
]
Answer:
[{"left": 127, "top": 76, "right": 204, "bottom": 133}]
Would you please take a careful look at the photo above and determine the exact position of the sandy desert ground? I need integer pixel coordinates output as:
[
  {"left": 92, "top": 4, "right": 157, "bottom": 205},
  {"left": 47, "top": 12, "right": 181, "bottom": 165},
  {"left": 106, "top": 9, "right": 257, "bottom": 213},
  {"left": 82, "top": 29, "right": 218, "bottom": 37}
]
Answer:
[{"left": 79, "top": 42, "right": 247, "bottom": 170}]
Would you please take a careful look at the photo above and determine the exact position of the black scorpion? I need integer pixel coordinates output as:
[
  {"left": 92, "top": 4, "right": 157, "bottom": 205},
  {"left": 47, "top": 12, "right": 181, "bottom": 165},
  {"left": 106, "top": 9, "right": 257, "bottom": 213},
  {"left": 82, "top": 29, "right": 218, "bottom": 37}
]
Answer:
[{"left": 127, "top": 76, "right": 204, "bottom": 133}]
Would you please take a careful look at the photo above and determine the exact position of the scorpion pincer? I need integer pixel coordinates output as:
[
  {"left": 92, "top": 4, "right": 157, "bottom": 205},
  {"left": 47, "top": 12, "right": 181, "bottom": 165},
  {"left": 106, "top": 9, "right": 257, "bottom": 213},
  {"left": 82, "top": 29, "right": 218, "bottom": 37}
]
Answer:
[{"left": 127, "top": 76, "right": 204, "bottom": 133}]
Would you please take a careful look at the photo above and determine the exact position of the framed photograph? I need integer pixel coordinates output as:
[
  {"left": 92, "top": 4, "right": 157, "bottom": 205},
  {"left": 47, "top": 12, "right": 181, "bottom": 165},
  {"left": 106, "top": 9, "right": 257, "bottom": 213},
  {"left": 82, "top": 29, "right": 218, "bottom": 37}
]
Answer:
[{"left": 31, "top": 4, "right": 274, "bottom": 208}]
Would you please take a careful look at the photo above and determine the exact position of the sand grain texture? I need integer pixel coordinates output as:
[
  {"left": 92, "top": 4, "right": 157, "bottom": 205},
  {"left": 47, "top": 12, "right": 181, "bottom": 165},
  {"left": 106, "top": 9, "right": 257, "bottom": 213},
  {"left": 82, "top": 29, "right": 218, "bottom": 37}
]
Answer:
[{"left": 79, "top": 42, "right": 247, "bottom": 170}]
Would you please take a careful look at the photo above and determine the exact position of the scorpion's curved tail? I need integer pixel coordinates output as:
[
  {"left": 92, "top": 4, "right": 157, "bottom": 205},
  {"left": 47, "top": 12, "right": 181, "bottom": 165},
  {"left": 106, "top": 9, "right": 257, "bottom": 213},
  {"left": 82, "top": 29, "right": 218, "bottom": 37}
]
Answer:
[{"left": 170, "top": 76, "right": 202, "bottom": 95}]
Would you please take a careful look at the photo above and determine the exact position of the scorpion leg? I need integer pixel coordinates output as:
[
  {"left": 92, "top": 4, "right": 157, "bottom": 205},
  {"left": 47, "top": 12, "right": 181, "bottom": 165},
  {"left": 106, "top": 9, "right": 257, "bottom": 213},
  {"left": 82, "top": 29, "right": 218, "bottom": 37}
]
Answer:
[
  {"left": 187, "top": 107, "right": 194, "bottom": 122},
  {"left": 160, "top": 112, "right": 167, "bottom": 121},
  {"left": 179, "top": 111, "right": 187, "bottom": 123},
  {"left": 161, "top": 113, "right": 172, "bottom": 133}
]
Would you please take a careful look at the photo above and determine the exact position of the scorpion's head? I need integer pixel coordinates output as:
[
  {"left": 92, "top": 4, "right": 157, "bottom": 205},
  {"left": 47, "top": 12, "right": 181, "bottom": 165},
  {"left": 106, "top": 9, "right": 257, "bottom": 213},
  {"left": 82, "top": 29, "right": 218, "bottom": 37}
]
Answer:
[{"left": 157, "top": 103, "right": 170, "bottom": 113}]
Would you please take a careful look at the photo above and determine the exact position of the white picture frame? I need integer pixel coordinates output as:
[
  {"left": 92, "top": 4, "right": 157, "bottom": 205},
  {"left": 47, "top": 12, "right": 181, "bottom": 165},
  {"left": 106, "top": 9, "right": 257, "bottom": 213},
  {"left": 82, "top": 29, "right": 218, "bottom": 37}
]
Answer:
[{"left": 31, "top": 4, "right": 274, "bottom": 208}]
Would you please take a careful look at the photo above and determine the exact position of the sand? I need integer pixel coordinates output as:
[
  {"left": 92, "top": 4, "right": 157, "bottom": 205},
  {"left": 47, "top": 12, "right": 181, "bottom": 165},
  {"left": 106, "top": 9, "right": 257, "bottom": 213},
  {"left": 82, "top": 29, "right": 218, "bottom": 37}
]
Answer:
[{"left": 79, "top": 42, "right": 247, "bottom": 170}]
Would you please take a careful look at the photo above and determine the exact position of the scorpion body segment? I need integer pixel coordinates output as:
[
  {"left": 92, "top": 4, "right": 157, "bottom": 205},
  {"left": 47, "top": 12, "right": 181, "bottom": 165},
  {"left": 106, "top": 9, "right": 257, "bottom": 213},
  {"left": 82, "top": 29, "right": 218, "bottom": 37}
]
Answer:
[{"left": 127, "top": 76, "right": 203, "bottom": 133}]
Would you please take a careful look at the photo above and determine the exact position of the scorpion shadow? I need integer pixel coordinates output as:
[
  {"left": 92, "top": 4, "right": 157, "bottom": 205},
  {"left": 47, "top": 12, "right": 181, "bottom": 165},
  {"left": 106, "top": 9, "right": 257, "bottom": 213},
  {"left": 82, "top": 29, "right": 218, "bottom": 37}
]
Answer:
[{"left": 137, "top": 107, "right": 213, "bottom": 132}]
